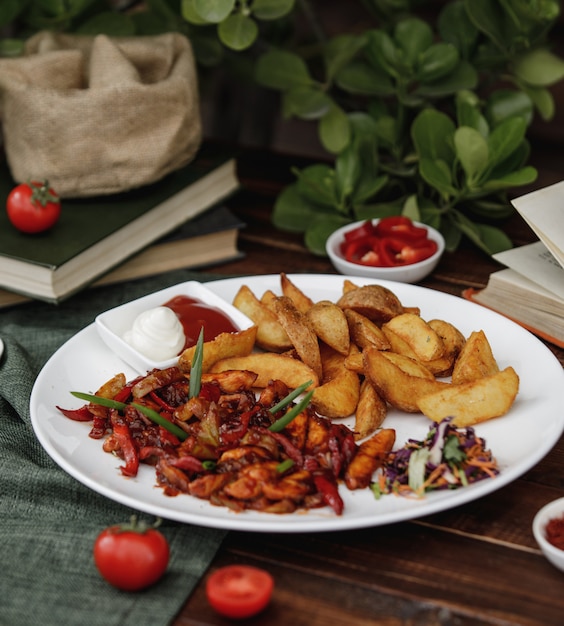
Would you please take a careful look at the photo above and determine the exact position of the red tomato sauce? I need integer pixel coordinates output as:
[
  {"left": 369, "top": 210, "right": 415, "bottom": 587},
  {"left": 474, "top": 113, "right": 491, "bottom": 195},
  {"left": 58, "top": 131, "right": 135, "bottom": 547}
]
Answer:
[
  {"left": 163, "top": 295, "right": 238, "bottom": 350},
  {"left": 546, "top": 513, "right": 564, "bottom": 550}
]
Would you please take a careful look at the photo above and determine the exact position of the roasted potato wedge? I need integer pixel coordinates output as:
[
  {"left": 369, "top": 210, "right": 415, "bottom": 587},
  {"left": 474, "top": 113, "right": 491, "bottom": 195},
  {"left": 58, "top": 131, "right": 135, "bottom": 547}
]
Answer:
[
  {"left": 344, "top": 309, "right": 390, "bottom": 350},
  {"left": 209, "top": 352, "right": 319, "bottom": 389},
  {"left": 280, "top": 273, "right": 314, "bottom": 313},
  {"left": 381, "top": 351, "right": 435, "bottom": 380},
  {"left": 417, "top": 366, "right": 519, "bottom": 426},
  {"left": 271, "top": 295, "right": 322, "bottom": 380},
  {"left": 344, "top": 428, "right": 396, "bottom": 490},
  {"left": 363, "top": 346, "right": 448, "bottom": 412},
  {"left": 232, "top": 285, "right": 292, "bottom": 352},
  {"left": 307, "top": 300, "right": 350, "bottom": 355},
  {"left": 451, "top": 329, "right": 499, "bottom": 384},
  {"left": 383, "top": 313, "right": 445, "bottom": 362},
  {"left": 178, "top": 326, "right": 257, "bottom": 374},
  {"left": 354, "top": 379, "right": 388, "bottom": 441},
  {"left": 337, "top": 284, "right": 404, "bottom": 324},
  {"left": 311, "top": 344, "right": 360, "bottom": 418}
]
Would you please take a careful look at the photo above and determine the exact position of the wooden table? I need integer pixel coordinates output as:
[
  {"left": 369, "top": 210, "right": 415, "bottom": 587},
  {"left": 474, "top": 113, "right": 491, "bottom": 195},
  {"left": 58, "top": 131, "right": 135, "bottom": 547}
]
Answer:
[{"left": 174, "top": 145, "right": 564, "bottom": 625}]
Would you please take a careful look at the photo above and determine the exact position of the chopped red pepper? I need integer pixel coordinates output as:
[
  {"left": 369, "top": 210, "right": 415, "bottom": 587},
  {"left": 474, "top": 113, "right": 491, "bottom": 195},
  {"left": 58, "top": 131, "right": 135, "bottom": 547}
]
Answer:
[
  {"left": 313, "top": 472, "right": 344, "bottom": 515},
  {"left": 340, "top": 217, "right": 438, "bottom": 268},
  {"left": 110, "top": 411, "right": 139, "bottom": 477}
]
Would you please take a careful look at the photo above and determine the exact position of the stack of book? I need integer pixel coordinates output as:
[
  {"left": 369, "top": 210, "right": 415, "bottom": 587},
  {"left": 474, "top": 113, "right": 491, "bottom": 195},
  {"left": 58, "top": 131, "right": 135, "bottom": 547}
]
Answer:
[
  {"left": 464, "top": 181, "right": 564, "bottom": 348},
  {"left": 0, "top": 144, "right": 243, "bottom": 307}
]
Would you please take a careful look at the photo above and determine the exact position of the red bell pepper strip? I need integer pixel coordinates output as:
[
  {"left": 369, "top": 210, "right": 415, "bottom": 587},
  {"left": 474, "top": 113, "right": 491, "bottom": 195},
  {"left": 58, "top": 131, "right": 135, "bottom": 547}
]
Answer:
[
  {"left": 313, "top": 472, "right": 344, "bottom": 515},
  {"left": 374, "top": 216, "right": 428, "bottom": 241},
  {"left": 56, "top": 405, "right": 94, "bottom": 422},
  {"left": 110, "top": 412, "right": 139, "bottom": 477}
]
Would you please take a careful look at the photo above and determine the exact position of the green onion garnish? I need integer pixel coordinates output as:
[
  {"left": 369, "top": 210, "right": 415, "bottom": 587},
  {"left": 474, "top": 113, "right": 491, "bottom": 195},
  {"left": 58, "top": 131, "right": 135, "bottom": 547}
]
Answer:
[
  {"left": 189, "top": 327, "right": 205, "bottom": 399},
  {"left": 268, "top": 390, "right": 313, "bottom": 433},
  {"left": 70, "top": 391, "right": 187, "bottom": 440},
  {"left": 276, "top": 458, "right": 295, "bottom": 473},
  {"left": 202, "top": 460, "right": 217, "bottom": 470},
  {"left": 268, "top": 380, "right": 313, "bottom": 415}
]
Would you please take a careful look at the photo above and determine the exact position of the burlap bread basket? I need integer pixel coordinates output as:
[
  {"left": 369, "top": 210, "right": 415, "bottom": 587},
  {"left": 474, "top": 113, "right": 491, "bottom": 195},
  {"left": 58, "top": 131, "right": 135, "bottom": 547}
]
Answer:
[{"left": 0, "top": 31, "right": 202, "bottom": 198}]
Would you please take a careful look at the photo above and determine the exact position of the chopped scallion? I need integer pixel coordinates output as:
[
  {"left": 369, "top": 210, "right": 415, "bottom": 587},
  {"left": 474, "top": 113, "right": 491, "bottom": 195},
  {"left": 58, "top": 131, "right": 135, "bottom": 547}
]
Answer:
[
  {"left": 269, "top": 379, "right": 313, "bottom": 414},
  {"left": 189, "top": 327, "right": 205, "bottom": 399},
  {"left": 268, "top": 390, "right": 313, "bottom": 433}
]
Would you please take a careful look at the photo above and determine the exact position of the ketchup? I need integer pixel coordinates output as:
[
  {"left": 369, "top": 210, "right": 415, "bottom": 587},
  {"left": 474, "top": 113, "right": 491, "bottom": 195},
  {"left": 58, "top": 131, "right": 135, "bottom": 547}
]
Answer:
[{"left": 163, "top": 295, "right": 238, "bottom": 350}]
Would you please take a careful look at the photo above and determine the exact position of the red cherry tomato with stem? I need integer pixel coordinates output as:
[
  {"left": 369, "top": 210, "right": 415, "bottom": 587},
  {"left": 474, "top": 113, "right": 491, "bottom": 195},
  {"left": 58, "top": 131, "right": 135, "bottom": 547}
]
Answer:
[
  {"left": 6, "top": 180, "right": 61, "bottom": 234},
  {"left": 206, "top": 564, "right": 274, "bottom": 619},
  {"left": 93, "top": 516, "right": 170, "bottom": 591}
]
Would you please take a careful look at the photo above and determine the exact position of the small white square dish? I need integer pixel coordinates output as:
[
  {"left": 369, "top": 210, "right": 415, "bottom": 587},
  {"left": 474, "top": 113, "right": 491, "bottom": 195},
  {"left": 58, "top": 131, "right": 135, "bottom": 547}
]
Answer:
[{"left": 95, "top": 281, "right": 253, "bottom": 373}]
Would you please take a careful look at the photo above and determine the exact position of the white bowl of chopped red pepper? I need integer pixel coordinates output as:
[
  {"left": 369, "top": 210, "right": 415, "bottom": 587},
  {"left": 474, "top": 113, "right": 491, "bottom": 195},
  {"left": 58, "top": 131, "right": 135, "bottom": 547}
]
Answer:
[
  {"left": 533, "top": 497, "right": 564, "bottom": 573},
  {"left": 326, "top": 217, "right": 445, "bottom": 283}
]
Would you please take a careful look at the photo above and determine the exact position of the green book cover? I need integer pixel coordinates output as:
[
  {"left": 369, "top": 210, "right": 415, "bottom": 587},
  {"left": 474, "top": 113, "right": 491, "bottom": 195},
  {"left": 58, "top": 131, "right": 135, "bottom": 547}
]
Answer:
[{"left": 0, "top": 143, "right": 236, "bottom": 269}]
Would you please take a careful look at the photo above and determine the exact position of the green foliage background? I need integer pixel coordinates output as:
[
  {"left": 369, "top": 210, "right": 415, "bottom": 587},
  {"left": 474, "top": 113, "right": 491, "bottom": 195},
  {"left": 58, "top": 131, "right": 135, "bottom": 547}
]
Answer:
[{"left": 2, "top": 0, "right": 564, "bottom": 256}]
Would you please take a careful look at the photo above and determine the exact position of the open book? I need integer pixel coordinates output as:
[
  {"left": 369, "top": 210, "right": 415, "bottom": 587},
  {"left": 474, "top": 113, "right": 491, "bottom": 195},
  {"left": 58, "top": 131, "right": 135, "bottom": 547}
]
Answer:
[{"left": 464, "top": 181, "right": 564, "bottom": 348}]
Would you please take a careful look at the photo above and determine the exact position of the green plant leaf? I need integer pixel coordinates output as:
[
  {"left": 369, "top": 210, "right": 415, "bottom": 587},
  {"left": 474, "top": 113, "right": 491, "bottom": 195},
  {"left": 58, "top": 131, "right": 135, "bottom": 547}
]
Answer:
[
  {"left": 485, "top": 89, "right": 533, "bottom": 126},
  {"left": 454, "top": 126, "right": 488, "bottom": 186},
  {"left": 272, "top": 184, "right": 325, "bottom": 232},
  {"left": 193, "top": 0, "right": 235, "bottom": 23},
  {"left": 294, "top": 164, "right": 339, "bottom": 207},
  {"left": 283, "top": 86, "right": 331, "bottom": 120},
  {"left": 415, "top": 60, "right": 477, "bottom": 97},
  {"left": 335, "top": 60, "right": 395, "bottom": 96},
  {"left": 255, "top": 49, "right": 312, "bottom": 90},
  {"left": 514, "top": 48, "right": 564, "bottom": 87},
  {"left": 472, "top": 223, "right": 513, "bottom": 254},
  {"left": 411, "top": 109, "right": 456, "bottom": 163},
  {"left": 486, "top": 116, "right": 526, "bottom": 169},
  {"left": 419, "top": 158, "right": 457, "bottom": 198},
  {"left": 482, "top": 166, "right": 538, "bottom": 191},
  {"left": 463, "top": 0, "right": 507, "bottom": 53},
  {"left": 218, "top": 14, "right": 258, "bottom": 50},
  {"left": 182, "top": 0, "right": 212, "bottom": 24},
  {"left": 437, "top": 1, "right": 479, "bottom": 59},
  {"left": 365, "top": 29, "right": 402, "bottom": 78},
  {"left": 394, "top": 17, "right": 433, "bottom": 65},
  {"left": 521, "top": 84, "right": 555, "bottom": 121},
  {"left": 305, "top": 217, "right": 349, "bottom": 256},
  {"left": 456, "top": 91, "right": 489, "bottom": 137},
  {"left": 319, "top": 104, "right": 351, "bottom": 154},
  {"left": 252, "top": 0, "right": 295, "bottom": 20},
  {"left": 417, "top": 43, "right": 459, "bottom": 82},
  {"left": 324, "top": 34, "right": 367, "bottom": 83}
]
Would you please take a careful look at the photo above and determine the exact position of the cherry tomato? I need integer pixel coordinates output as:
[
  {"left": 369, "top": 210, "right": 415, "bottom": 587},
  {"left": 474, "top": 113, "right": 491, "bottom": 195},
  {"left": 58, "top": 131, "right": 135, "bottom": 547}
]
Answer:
[
  {"left": 6, "top": 180, "right": 61, "bottom": 234},
  {"left": 206, "top": 565, "right": 274, "bottom": 619},
  {"left": 93, "top": 517, "right": 170, "bottom": 591}
]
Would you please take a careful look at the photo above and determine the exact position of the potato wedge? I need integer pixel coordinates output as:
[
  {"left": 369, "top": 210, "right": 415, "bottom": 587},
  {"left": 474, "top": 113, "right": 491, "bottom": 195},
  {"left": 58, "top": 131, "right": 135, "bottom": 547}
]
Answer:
[
  {"left": 232, "top": 284, "right": 292, "bottom": 352},
  {"left": 280, "top": 273, "right": 314, "bottom": 313},
  {"left": 451, "top": 329, "right": 499, "bottom": 384},
  {"left": 337, "top": 284, "right": 405, "bottom": 324},
  {"left": 383, "top": 313, "right": 445, "bottom": 362},
  {"left": 344, "top": 309, "right": 390, "bottom": 350},
  {"left": 344, "top": 428, "right": 396, "bottom": 490},
  {"left": 344, "top": 351, "right": 364, "bottom": 374},
  {"left": 271, "top": 295, "right": 322, "bottom": 380},
  {"left": 382, "top": 351, "right": 435, "bottom": 380},
  {"left": 354, "top": 379, "right": 388, "bottom": 441},
  {"left": 311, "top": 344, "right": 360, "bottom": 418},
  {"left": 178, "top": 326, "right": 257, "bottom": 373},
  {"left": 307, "top": 300, "right": 350, "bottom": 355},
  {"left": 363, "top": 346, "right": 448, "bottom": 412},
  {"left": 425, "top": 319, "right": 466, "bottom": 377},
  {"left": 417, "top": 366, "right": 519, "bottom": 426},
  {"left": 209, "top": 352, "right": 319, "bottom": 389}
]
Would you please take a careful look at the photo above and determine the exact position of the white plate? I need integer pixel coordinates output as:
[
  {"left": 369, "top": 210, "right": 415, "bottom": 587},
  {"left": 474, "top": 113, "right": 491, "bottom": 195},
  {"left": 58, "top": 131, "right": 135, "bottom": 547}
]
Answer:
[{"left": 30, "top": 274, "right": 564, "bottom": 533}]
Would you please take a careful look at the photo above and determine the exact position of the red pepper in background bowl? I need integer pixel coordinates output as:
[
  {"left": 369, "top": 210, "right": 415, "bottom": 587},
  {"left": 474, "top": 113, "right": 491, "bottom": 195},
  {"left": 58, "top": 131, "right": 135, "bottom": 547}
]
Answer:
[
  {"left": 339, "top": 217, "right": 438, "bottom": 268},
  {"left": 326, "top": 217, "right": 445, "bottom": 283}
]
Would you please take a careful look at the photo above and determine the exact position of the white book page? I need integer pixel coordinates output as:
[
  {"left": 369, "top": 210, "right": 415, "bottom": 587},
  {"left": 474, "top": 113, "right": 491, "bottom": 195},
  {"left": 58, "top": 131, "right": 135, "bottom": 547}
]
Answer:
[
  {"left": 493, "top": 241, "right": 564, "bottom": 300},
  {"left": 511, "top": 181, "right": 564, "bottom": 268}
]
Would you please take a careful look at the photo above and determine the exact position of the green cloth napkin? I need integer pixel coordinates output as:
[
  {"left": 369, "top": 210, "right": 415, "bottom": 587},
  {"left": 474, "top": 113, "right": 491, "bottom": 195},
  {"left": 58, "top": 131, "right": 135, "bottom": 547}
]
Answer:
[{"left": 0, "top": 270, "right": 232, "bottom": 626}]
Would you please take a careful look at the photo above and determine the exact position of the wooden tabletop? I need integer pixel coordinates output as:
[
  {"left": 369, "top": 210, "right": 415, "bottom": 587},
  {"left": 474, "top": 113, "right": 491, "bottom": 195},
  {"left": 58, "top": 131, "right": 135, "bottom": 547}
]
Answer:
[{"left": 174, "top": 144, "right": 564, "bottom": 625}]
